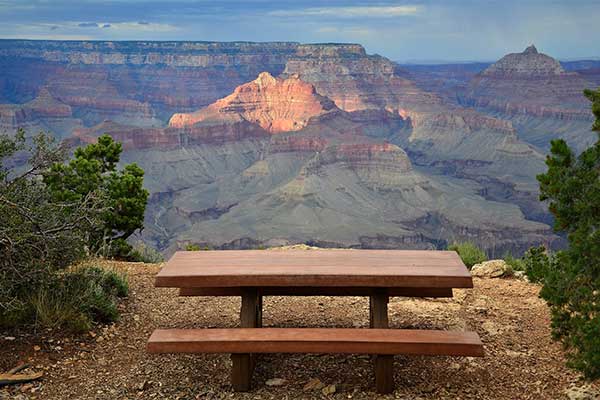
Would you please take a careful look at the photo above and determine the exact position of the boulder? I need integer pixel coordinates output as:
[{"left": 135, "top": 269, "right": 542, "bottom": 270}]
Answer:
[
  {"left": 471, "top": 260, "right": 508, "bottom": 278},
  {"left": 564, "top": 384, "right": 600, "bottom": 400}
]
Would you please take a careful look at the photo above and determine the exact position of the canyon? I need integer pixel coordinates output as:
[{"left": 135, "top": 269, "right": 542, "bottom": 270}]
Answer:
[{"left": 1, "top": 40, "right": 597, "bottom": 254}]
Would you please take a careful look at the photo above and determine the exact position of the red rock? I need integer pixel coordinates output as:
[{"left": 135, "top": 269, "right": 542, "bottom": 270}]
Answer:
[
  {"left": 169, "top": 72, "right": 336, "bottom": 133},
  {"left": 0, "top": 88, "right": 72, "bottom": 130}
]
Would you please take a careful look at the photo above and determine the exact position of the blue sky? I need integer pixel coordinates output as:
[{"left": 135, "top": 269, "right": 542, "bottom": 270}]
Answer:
[{"left": 0, "top": 0, "right": 597, "bottom": 62}]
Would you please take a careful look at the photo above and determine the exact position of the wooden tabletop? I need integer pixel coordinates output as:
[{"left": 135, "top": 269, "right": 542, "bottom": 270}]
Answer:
[{"left": 155, "top": 250, "right": 473, "bottom": 289}]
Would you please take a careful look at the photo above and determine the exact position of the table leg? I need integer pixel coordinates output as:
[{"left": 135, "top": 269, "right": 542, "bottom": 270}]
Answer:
[
  {"left": 256, "top": 294, "right": 263, "bottom": 328},
  {"left": 231, "top": 288, "right": 259, "bottom": 391},
  {"left": 370, "top": 289, "right": 394, "bottom": 394}
]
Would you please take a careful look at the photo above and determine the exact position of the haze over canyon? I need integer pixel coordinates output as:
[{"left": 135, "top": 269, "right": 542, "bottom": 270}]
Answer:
[{"left": 1, "top": 40, "right": 598, "bottom": 255}]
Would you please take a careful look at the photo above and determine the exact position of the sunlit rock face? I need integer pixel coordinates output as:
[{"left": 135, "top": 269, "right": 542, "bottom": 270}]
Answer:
[{"left": 169, "top": 72, "right": 336, "bottom": 133}]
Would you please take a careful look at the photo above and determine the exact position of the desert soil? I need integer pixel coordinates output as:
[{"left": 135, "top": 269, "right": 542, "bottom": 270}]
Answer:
[{"left": 1, "top": 260, "right": 598, "bottom": 400}]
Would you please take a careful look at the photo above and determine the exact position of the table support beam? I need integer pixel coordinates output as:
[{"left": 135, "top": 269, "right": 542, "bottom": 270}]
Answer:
[
  {"left": 370, "top": 289, "right": 394, "bottom": 394},
  {"left": 231, "top": 288, "right": 261, "bottom": 391}
]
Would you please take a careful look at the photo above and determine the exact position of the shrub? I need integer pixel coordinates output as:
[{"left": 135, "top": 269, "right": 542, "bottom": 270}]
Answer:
[
  {"left": 503, "top": 252, "right": 525, "bottom": 272},
  {"left": 0, "top": 130, "right": 131, "bottom": 331},
  {"left": 1, "top": 130, "right": 102, "bottom": 325},
  {"left": 128, "top": 242, "right": 164, "bottom": 263},
  {"left": 521, "top": 246, "right": 552, "bottom": 283},
  {"left": 186, "top": 244, "right": 201, "bottom": 251},
  {"left": 30, "top": 266, "right": 128, "bottom": 331},
  {"left": 447, "top": 242, "right": 487, "bottom": 268}
]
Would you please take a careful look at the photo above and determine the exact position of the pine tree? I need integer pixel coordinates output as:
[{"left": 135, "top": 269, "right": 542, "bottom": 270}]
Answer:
[
  {"left": 44, "top": 134, "right": 149, "bottom": 257},
  {"left": 536, "top": 87, "right": 600, "bottom": 378}
]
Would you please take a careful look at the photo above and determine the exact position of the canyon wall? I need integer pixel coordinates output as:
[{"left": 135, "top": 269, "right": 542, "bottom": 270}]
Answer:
[{"left": 2, "top": 40, "right": 590, "bottom": 254}]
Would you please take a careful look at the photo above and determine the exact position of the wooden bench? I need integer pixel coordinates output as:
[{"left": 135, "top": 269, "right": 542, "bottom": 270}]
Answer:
[
  {"left": 148, "top": 328, "right": 484, "bottom": 356},
  {"left": 149, "top": 250, "right": 483, "bottom": 393}
]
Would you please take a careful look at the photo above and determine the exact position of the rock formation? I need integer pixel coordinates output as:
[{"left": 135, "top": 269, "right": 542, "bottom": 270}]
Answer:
[
  {"left": 169, "top": 72, "right": 336, "bottom": 133},
  {"left": 464, "top": 45, "right": 591, "bottom": 120},
  {"left": 0, "top": 88, "right": 77, "bottom": 135},
  {"left": 0, "top": 39, "right": 576, "bottom": 254}
]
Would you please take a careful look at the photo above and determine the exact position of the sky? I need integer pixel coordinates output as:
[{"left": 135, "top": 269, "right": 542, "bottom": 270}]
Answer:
[{"left": 0, "top": 0, "right": 597, "bottom": 62}]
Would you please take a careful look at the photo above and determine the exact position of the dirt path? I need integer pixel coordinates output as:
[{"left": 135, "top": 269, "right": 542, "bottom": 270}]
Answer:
[{"left": 1, "top": 261, "right": 597, "bottom": 399}]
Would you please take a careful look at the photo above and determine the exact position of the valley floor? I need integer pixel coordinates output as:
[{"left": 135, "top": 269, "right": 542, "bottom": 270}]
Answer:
[{"left": 1, "top": 260, "right": 598, "bottom": 400}]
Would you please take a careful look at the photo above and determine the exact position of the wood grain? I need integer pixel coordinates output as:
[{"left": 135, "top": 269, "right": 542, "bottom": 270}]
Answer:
[
  {"left": 178, "top": 287, "right": 454, "bottom": 297},
  {"left": 231, "top": 288, "right": 259, "bottom": 391},
  {"left": 370, "top": 289, "right": 394, "bottom": 394},
  {"left": 147, "top": 328, "right": 484, "bottom": 357},
  {"left": 156, "top": 250, "right": 472, "bottom": 289}
]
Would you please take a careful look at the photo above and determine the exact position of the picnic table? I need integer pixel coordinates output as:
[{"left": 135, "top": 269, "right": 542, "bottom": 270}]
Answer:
[{"left": 147, "top": 250, "right": 484, "bottom": 394}]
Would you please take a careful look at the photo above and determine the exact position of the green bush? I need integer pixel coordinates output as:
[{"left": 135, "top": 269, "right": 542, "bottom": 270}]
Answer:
[
  {"left": 447, "top": 242, "right": 487, "bottom": 268},
  {"left": 503, "top": 253, "right": 525, "bottom": 272},
  {"left": 22, "top": 266, "right": 128, "bottom": 332},
  {"left": 0, "top": 130, "right": 132, "bottom": 332},
  {"left": 186, "top": 244, "right": 201, "bottom": 251},
  {"left": 521, "top": 246, "right": 552, "bottom": 283},
  {"left": 128, "top": 242, "right": 164, "bottom": 263}
]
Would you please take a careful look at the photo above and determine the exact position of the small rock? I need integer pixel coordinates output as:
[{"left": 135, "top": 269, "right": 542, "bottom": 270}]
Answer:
[
  {"left": 265, "top": 378, "right": 287, "bottom": 386},
  {"left": 513, "top": 270, "right": 530, "bottom": 282},
  {"left": 4, "top": 336, "right": 16, "bottom": 341},
  {"left": 421, "top": 384, "right": 436, "bottom": 394},
  {"left": 33, "top": 345, "right": 41, "bottom": 351},
  {"left": 471, "top": 260, "right": 508, "bottom": 278},
  {"left": 322, "top": 384, "right": 336, "bottom": 395},
  {"left": 564, "top": 384, "right": 600, "bottom": 400},
  {"left": 303, "top": 378, "right": 325, "bottom": 391},
  {"left": 19, "top": 384, "right": 33, "bottom": 393},
  {"left": 482, "top": 321, "right": 502, "bottom": 336}
]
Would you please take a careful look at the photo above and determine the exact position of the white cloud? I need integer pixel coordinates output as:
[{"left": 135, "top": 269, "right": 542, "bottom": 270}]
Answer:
[
  {"left": 269, "top": 5, "right": 421, "bottom": 18},
  {"left": 315, "top": 26, "right": 373, "bottom": 37},
  {"left": 104, "top": 22, "right": 178, "bottom": 33}
]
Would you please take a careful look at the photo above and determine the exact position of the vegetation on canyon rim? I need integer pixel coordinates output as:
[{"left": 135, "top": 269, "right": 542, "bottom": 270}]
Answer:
[
  {"left": 533, "top": 87, "right": 600, "bottom": 379},
  {"left": 447, "top": 242, "right": 488, "bottom": 268},
  {"left": 452, "top": 88, "right": 600, "bottom": 379},
  {"left": 0, "top": 130, "right": 146, "bottom": 330}
]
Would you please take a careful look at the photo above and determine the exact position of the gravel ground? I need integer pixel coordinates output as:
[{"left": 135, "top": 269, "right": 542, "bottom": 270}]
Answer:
[{"left": 1, "top": 260, "right": 598, "bottom": 400}]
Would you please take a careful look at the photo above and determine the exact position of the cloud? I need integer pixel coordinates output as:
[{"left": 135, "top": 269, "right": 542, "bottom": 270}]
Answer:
[
  {"left": 269, "top": 5, "right": 421, "bottom": 18},
  {"left": 100, "top": 21, "right": 179, "bottom": 33},
  {"left": 316, "top": 26, "right": 372, "bottom": 37},
  {"left": 78, "top": 22, "right": 99, "bottom": 28}
]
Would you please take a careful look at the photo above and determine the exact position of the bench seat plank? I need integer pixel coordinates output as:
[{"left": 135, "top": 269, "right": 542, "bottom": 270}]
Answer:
[
  {"left": 147, "top": 328, "right": 484, "bottom": 357},
  {"left": 179, "top": 287, "right": 453, "bottom": 298},
  {"left": 156, "top": 250, "right": 473, "bottom": 289}
]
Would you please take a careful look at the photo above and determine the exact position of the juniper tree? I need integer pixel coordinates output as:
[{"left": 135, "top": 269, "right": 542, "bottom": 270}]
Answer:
[
  {"left": 536, "top": 87, "right": 600, "bottom": 378},
  {"left": 43, "top": 134, "right": 149, "bottom": 257}
]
